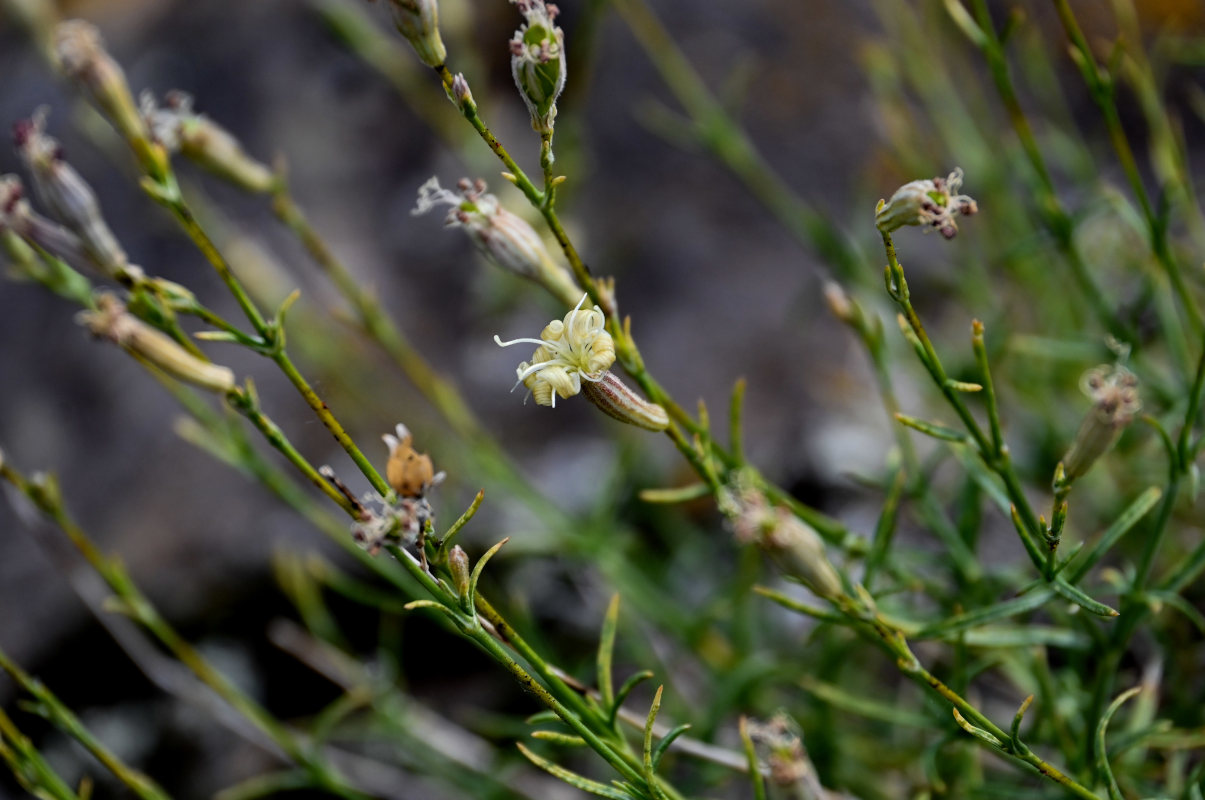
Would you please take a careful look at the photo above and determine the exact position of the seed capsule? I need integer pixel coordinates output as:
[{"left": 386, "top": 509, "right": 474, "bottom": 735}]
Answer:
[{"left": 384, "top": 423, "right": 439, "bottom": 497}]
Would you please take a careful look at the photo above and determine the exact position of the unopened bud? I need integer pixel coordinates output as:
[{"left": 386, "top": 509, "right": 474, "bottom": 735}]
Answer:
[
  {"left": 1062, "top": 365, "right": 1141, "bottom": 481},
  {"left": 14, "top": 113, "right": 129, "bottom": 276},
  {"left": 413, "top": 176, "right": 581, "bottom": 306},
  {"left": 509, "top": 0, "right": 566, "bottom": 134},
  {"left": 581, "top": 371, "right": 669, "bottom": 432},
  {"left": 876, "top": 168, "right": 977, "bottom": 239},
  {"left": 451, "top": 73, "right": 474, "bottom": 110},
  {"left": 141, "top": 92, "right": 276, "bottom": 193},
  {"left": 823, "top": 280, "right": 856, "bottom": 324},
  {"left": 448, "top": 545, "right": 471, "bottom": 598},
  {"left": 77, "top": 293, "right": 236, "bottom": 393},
  {"left": 54, "top": 20, "right": 148, "bottom": 147},
  {"left": 389, "top": 0, "right": 446, "bottom": 68},
  {"left": 724, "top": 486, "right": 842, "bottom": 599}
]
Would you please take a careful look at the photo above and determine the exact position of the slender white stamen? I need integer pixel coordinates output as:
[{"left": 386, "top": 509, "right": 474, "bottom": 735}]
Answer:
[{"left": 495, "top": 334, "right": 548, "bottom": 349}]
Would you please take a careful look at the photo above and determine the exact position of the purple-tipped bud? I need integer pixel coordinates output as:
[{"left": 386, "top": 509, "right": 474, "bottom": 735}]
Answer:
[
  {"left": 451, "top": 73, "right": 474, "bottom": 110},
  {"left": 14, "top": 112, "right": 129, "bottom": 276}
]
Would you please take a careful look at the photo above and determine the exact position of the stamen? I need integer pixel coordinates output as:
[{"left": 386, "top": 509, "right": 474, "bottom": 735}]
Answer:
[{"left": 494, "top": 334, "right": 550, "bottom": 348}]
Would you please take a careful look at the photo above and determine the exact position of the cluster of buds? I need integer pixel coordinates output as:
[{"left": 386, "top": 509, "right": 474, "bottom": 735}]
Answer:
[
  {"left": 76, "top": 293, "right": 236, "bottom": 393},
  {"left": 720, "top": 483, "right": 842, "bottom": 600},
  {"left": 509, "top": 0, "right": 566, "bottom": 134},
  {"left": 1061, "top": 364, "right": 1141, "bottom": 482},
  {"left": 875, "top": 168, "right": 978, "bottom": 239},
  {"left": 345, "top": 425, "right": 444, "bottom": 555},
  {"left": 141, "top": 91, "right": 276, "bottom": 194},
  {"left": 13, "top": 111, "right": 130, "bottom": 277},
  {"left": 495, "top": 296, "right": 669, "bottom": 431},
  {"left": 388, "top": 0, "right": 446, "bottom": 68},
  {"left": 745, "top": 714, "right": 826, "bottom": 795},
  {"left": 413, "top": 176, "right": 581, "bottom": 306}
]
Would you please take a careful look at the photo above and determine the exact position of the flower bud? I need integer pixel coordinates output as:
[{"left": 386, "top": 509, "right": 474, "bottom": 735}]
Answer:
[
  {"left": 448, "top": 545, "right": 471, "bottom": 598},
  {"left": 876, "top": 167, "right": 978, "bottom": 239},
  {"left": 723, "top": 486, "right": 843, "bottom": 599},
  {"left": 142, "top": 92, "right": 276, "bottom": 193},
  {"left": 1062, "top": 365, "right": 1141, "bottom": 481},
  {"left": 77, "top": 293, "right": 236, "bottom": 393},
  {"left": 53, "top": 20, "right": 148, "bottom": 147},
  {"left": 509, "top": 0, "right": 566, "bottom": 134},
  {"left": 451, "top": 72, "right": 474, "bottom": 110},
  {"left": 413, "top": 176, "right": 580, "bottom": 306},
  {"left": 581, "top": 371, "right": 669, "bottom": 432},
  {"left": 14, "top": 113, "right": 129, "bottom": 276},
  {"left": 746, "top": 714, "right": 824, "bottom": 793},
  {"left": 389, "top": 0, "right": 446, "bottom": 67}
]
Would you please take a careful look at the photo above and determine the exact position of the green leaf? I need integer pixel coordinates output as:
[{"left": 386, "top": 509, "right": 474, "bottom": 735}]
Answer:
[
  {"left": 516, "top": 742, "right": 632, "bottom": 799},
  {"left": 894, "top": 413, "right": 969, "bottom": 443},
  {"left": 799, "top": 675, "right": 934, "bottom": 728},
  {"left": 1096, "top": 687, "right": 1141, "bottom": 800},
  {"left": 914, "top": 588, "right": 1056, "bottom": 640},
  {"left": 610, "top": 671, "right": 655, "bottom": 728},
  {"left": 737, "top": 717, "right": 767, "bottom": 800},
  {"left": 1051, "top": 579, "right": 1119, "bottom": 617},
  {"left": 650, "top": 724, "right": 690, "bottom": 772},
  {"left": 1066, "top": 487, "right": 1162, "bottom": 584},
  {"left": 597, "top": 594, "right": 620, "bottom": 712}
]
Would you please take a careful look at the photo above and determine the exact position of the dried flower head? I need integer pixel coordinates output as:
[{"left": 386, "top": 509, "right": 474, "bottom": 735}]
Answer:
[
  {"left": 414, "top": 176, "right": 580, "bottom": 305},
  {"left": 1062, "top": 364, "right": 1141, "bottom": 481},
  {"left": 54, "top": 20, "right": 148, "bottom": 147},
  {"left": 141, "top": 91, "right": 276, "bottom": 193},
  {"left": 13, "top": 111, "right": 130, "bottom": 276},
  {"left": 876, "top": 168, "right": 978, "bottom": 239},
  {"left": 720, "top": 483, "right": 842, "bottom": 599},
  {"left": 77, "top": 293, "right": 235, "bottom": 393},
  {"left": 388, "top": 0, "right": 446, "bottom": 68},
  {"left": 350, "top": 492, "right": 431, "bottom": 556},
  {"left": 495, "top": 294, "right": 615, "bottom": 407},
  {"left": 509, "top": 0, "right": 566, "bottom": 133}
]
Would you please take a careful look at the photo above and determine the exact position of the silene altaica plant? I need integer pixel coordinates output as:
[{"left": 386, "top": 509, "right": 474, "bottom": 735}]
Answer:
[{"left": 1, "top": 1, "right": 1204, "bottom": 800}]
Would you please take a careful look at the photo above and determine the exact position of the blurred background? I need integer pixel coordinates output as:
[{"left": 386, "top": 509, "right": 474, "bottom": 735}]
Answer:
[{"left": 1, "top": 0, "right": 1204, "bottom": 797}]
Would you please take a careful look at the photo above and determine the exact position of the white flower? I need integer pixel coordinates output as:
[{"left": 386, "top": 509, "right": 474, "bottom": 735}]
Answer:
[{"left": 494, "top": 294, "right": 615, "bottom": 407}]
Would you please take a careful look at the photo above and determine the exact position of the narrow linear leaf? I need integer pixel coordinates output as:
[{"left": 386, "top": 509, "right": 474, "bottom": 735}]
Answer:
[
  {"left": 914, "top": 588, "right": 1056, "bottom": 639},
  {"left": 1067, "top": 487, "right": 1162, "bottom": 583},
  {"left": 952, "top": 708, "right": 1004, "bottom": 748},
  {"left": 895, "top": 413, "right": 969, "bottom": 443},
  {"left": 637, "top": 484, "right": 711, "bottom": 504},
  {"left": 1051, "top": 579, "right": 1119, "bottom": 617},
  {"left": 516, "top": 742, "right": 632, "bottom": 800},
  {"left": 650, "top": 724, "right": 691, "bottom": 771},
  {"left": 1096, "top": 687, "right": 1141, "bottom": 800},
  {"left": 799, "top": 675, "right": 933, "bottom": 728},
  {"left": 610, "top": 671, "right": 655, "bottom": 728},
  {"left": 752, "top": 586, "right": 844, "bottom": 623},
  {"left": 738, "top": 717, "right": 767, "bottom": 800},
  {"left": 598, "top": 594, "right": 621, "bottom": 712},
  {"left": 530, "top": 731, "right": 587, "bottom": 747}
]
